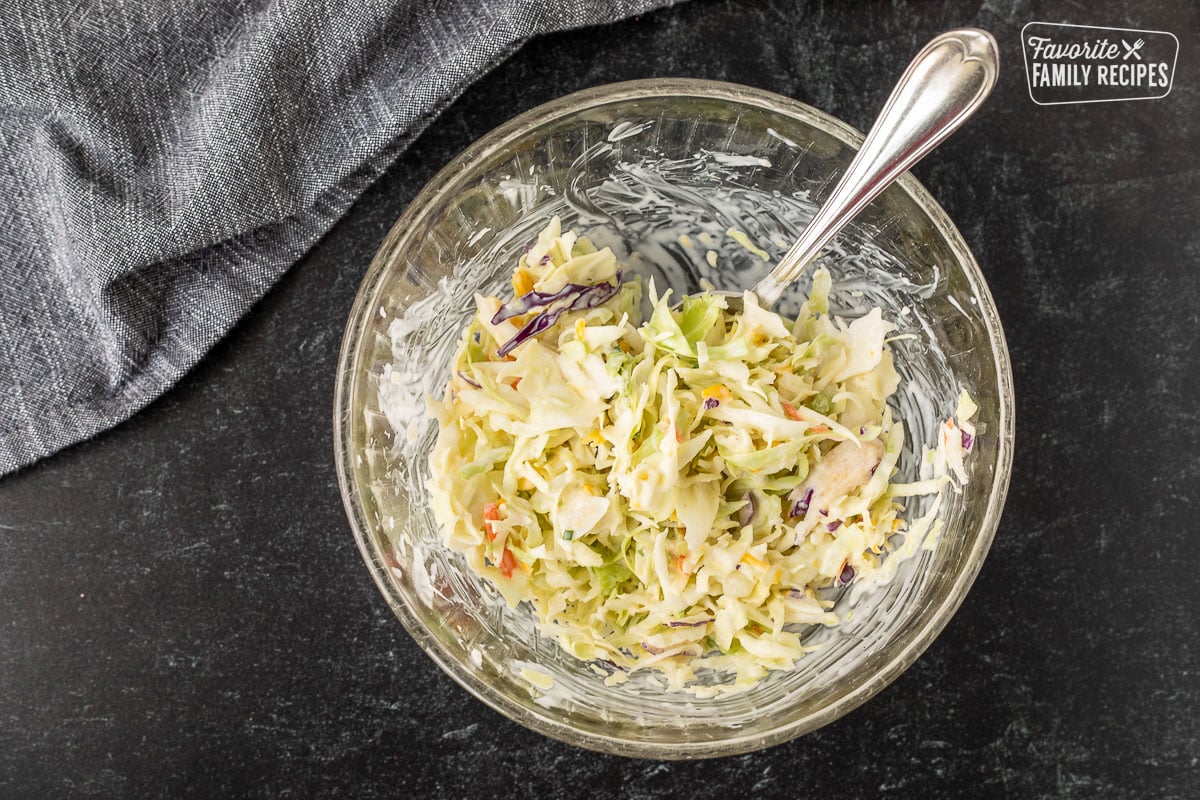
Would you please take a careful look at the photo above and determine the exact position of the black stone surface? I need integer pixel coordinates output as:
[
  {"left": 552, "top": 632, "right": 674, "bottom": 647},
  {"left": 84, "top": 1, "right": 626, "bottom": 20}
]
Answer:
[{"left": 2, "top": 0, "right": 1198, "bottom": 797}]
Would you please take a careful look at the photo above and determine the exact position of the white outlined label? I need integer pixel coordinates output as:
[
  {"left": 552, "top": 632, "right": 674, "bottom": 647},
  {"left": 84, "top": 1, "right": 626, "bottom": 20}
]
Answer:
[{"left": 1021, "top": 22, "right": 1178, "bottom": 105}]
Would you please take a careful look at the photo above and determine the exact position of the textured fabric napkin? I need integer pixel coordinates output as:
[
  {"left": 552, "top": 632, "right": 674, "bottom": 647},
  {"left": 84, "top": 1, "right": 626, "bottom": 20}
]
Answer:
[{"left": 0, "top": 0, "right": 679, "bottom": 475}]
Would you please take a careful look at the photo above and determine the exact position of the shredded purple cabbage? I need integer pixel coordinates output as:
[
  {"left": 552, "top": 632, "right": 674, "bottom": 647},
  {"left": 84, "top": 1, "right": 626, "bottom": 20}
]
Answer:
[
  {"left": 737, "top": 492, "right": 756, "bottom": 527},
  {"left": 827, "top": 520, "right": 842, "bottom": 532},
  {"left": 494, "top": 274, "right": 623, "bottom": 358},
  {"left": 491, "top": 270, "right": 625, "bottom": 325},
  {"left": 666, "top": 618, "right": 713, "bottom": 628},
  {"left": 962, "top": 430, "right": 975, "bottom": 451},
  {"left": 491, "top": 283, "right": 592, "bottom": 324},
  {"left": 789, "top": 487, "right": 814, "bottom": 517},
  {"left": 457, "top": 371, "right": 481, "bottom": 389},
  {"left": 704, "top": 397, "right": 719, "bottom": 410},
  {"left": 641, "top": 641, "right": 666, "bottom": 655},
  {"left": 496, "top": 305, "right": 560, "bottom": 357},
  {"left": 838, "top": 564, "right": 856, "bottom": 585}
]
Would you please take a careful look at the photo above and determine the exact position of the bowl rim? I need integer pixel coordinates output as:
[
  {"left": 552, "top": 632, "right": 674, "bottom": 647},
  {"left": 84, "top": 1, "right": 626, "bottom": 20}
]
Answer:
[{"left": 333, "top": 77, "right": 1015, "bottom": 759}]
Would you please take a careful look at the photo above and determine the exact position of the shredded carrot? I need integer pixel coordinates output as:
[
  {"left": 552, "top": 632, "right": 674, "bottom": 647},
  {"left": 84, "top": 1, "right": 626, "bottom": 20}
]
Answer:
[
  {"left": 676, "top": 555, "right": 688, "bottom": 574},
  {"left": 482, "top": 501, "right": 501, "bottom": 541},
  {"left": 499, "top": 547, "right": 517, "bottom": 578},
  {"left": 810, "top": 424, "right": 830, "bottom": 434},
  {"left": 781, "top": 401, "right": 803, "bottom": 421},
  {"left": 512, "top": 268, "right": 534, "bottom": 296},
  {"left": 702, "top": 384, "right": 731, "bottom": 402},
  {"left": 941, "top": 421, "right": 956, "bottom": 446}
]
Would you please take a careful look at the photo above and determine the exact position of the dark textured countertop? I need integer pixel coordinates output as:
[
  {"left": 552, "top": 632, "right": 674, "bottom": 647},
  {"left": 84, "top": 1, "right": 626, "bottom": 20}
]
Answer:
[{"left": 3, "top": 1, "right": 1198, "bottom": 797}]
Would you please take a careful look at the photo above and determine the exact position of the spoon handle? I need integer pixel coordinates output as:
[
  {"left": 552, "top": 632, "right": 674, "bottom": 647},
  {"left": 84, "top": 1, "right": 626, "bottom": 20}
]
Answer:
[{"left": 753, "top": 28, "right": 999, "bottom": 307}]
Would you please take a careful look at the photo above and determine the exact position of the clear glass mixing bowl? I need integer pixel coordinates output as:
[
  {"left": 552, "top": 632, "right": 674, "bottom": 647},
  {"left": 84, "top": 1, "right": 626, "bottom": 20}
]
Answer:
[{"left": 334, "top": 79, "right": 1014, "bottom": 759}]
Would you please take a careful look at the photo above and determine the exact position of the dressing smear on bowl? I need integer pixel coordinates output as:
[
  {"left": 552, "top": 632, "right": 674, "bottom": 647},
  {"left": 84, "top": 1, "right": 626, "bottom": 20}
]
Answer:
[{"left": 422, "top": 218, "right": 974, "bottom": 696}]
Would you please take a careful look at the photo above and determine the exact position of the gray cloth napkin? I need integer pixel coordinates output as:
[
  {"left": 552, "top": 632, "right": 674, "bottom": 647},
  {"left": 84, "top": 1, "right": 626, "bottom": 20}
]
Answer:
[{"left": 0, "top": 0, "right": 678, "bottom": 475}]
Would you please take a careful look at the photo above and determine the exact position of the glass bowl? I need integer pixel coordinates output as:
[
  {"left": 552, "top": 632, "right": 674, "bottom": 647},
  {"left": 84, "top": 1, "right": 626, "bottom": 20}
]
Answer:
[{"left": 334, "top": 78, "right": 1014, "bottom": 759}]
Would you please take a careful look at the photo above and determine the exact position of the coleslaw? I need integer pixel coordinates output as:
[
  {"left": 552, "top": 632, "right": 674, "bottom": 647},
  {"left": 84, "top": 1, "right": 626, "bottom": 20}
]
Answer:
[{"left": 426, "top": 218, "right": 974, "bottom": 693}]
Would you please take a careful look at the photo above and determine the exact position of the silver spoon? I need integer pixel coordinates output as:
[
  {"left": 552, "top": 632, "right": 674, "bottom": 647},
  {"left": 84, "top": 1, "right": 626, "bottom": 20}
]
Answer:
[{"left": 693, "top": 28, "right": 999, "bottom": 310}]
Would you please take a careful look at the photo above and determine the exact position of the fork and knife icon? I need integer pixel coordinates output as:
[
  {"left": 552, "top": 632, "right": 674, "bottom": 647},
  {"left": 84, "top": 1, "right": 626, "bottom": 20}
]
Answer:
[{"left": 1122, "top": 38, "right": 1146, "bottom": 60}]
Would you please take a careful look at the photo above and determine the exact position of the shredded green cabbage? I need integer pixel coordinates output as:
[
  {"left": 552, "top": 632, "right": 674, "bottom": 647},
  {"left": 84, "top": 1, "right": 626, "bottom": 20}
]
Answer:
[{"left": 426, "top": 217, "right": 968, "bottom": 694}]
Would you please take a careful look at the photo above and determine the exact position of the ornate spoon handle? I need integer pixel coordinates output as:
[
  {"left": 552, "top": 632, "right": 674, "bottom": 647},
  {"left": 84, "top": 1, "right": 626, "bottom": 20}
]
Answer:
[{"left": 754, "top": 29, "right": 999, "bottom": 307}]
